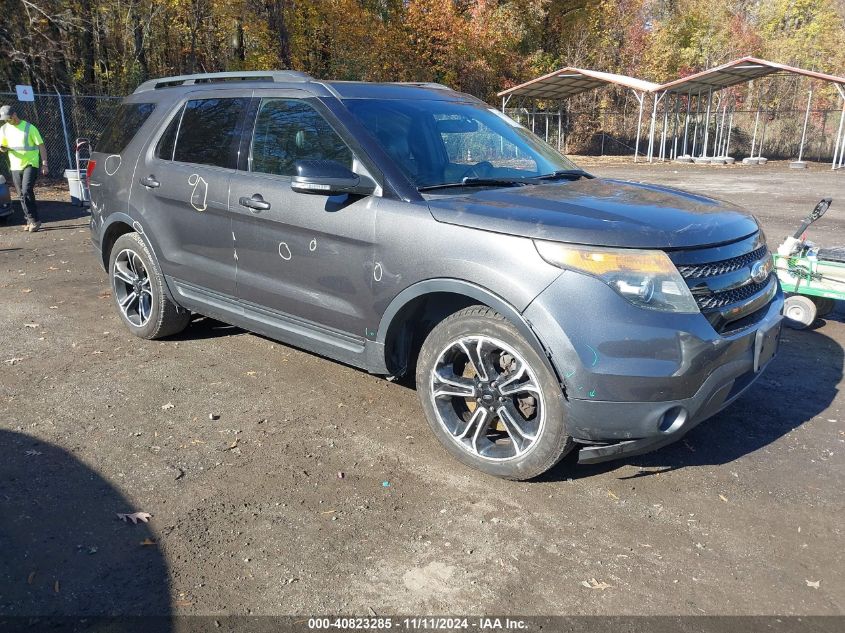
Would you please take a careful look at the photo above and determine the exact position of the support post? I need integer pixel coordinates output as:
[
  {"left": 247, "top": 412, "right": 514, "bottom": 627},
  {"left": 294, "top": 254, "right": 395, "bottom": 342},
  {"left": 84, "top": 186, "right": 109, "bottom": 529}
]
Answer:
[
  {"left": 682, "top": 91, "right": 691, "bottom": 156},
  {"left": 833, "top": 97, "right": 845, "bottom": 169},
  {"left": 797, "top": 89, "right": 813, "bottom": 163},
  {"left": 702, "top": 88, "right": 712, "bottom": 158},
  {"left": 633, "top": 91, "right": 645, "bottom": 162},
  {"left": 56, "top": 92, "right": 73, "bottom": 172}
]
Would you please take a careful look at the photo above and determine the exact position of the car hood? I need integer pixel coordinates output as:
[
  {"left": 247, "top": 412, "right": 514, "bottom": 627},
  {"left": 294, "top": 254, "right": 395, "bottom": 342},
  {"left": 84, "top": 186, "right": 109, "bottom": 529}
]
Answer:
[{"left": 425, "top": 178, "right": 759, "bottom": 249}]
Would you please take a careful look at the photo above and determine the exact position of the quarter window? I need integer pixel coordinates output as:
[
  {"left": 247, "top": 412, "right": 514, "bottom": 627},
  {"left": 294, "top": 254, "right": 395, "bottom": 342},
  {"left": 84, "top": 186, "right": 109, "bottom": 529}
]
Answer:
[
  {"left": 250, "top": 99, "right": 352, "bottom": 176},
  {"left": 96, "top": 102, "right": 155, "bottom": 154},
  {"left": 155, "top": 105, "right": 183, "bottom": 161},
  {"left": 173, "top": 98, "right": 249, "bottom": 169}
]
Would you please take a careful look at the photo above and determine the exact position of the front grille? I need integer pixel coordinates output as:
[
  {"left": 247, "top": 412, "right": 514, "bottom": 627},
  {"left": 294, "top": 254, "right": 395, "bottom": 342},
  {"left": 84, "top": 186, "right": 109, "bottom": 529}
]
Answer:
[
  {"left": 677, "top": 245, "right": 768, "bottom": 279},
  {"left": 669, "top": 234, "right": 776, "bottom": 332},
  {"left": 695, "top": 278, "right": 771, "bottom": 310}
]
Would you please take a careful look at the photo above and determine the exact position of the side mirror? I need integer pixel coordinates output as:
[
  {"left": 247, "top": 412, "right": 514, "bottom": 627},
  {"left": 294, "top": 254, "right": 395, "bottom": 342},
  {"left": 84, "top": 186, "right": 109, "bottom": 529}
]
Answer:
[{"left": 291, "top": 160, "right": 376, "bottom": 196}]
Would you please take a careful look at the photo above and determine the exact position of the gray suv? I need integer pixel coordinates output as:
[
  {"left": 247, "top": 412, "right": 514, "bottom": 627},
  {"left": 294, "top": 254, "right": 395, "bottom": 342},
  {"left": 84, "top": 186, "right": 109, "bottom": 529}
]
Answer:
[{"left": 88, "top": 71, "right": 783, "bottom": 480}]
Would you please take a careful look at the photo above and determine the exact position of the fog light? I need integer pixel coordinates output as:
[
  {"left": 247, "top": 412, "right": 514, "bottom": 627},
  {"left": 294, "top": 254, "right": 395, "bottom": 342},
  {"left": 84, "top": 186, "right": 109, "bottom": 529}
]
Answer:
[{"left": 658, "top": 406, "right": 688, "bottom": 433}]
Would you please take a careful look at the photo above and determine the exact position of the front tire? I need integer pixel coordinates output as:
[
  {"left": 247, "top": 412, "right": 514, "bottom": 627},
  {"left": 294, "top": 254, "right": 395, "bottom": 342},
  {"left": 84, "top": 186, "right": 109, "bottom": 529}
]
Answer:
[
  {"left": 416, "top": 305, "right": 573, "bottom": 480},
  {"left": 108, "top": 232, "right": 190, "bottom": 339}
]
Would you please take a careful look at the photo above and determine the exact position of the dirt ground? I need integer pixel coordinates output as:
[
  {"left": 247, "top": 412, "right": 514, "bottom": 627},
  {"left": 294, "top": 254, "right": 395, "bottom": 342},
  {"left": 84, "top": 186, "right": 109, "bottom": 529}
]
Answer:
[{"left": 0, "top": 160, "right": 843, "bottom": 618}]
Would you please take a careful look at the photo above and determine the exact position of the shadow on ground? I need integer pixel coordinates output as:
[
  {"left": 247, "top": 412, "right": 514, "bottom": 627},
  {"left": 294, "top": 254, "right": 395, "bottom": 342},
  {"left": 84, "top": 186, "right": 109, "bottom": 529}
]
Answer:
[
  {"left": 546, "top": 326, "right": 843, "bottom": 480},
  {"left": 1, "top": 200, "right": 90, "bottom": 228},
  {"left": 0, "top": 430, "right": 171, "bottom": 620}
]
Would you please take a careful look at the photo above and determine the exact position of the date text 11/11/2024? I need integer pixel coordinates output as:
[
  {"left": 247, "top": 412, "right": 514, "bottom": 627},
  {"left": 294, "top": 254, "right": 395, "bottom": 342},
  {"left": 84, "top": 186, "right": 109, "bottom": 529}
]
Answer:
[{"left": 307, "top": 617, "right": 529, "bottom": 630}]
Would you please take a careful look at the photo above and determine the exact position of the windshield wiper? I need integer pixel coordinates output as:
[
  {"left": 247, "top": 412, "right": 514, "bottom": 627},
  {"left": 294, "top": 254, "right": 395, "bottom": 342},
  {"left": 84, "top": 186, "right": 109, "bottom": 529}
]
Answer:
[
  {"left": 535, "top": 169, "right": 593, "bottom": 181},
  {"left": 417, "top": 178, "right": 530, "bottom": 192}
]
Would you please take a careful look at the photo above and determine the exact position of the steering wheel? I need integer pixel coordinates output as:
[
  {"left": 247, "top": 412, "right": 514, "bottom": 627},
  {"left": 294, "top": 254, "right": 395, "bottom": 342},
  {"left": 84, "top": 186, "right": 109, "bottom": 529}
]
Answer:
[{"left": 458, "top": 161, "right": 495, "bottom": 181}]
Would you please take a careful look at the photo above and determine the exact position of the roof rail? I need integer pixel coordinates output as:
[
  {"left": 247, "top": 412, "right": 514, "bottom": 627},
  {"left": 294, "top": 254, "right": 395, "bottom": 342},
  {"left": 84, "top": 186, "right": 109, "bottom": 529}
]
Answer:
[
  {"left": 396, "top": 82, "right": 451, "bottom": 90},
  {"left": 133, "top": 70, "right": 313, "bottom": 94}
]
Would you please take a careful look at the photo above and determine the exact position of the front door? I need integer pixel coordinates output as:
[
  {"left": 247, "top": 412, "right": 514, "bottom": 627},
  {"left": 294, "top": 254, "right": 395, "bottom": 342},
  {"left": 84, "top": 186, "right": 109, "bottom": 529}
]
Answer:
[
  {"left": 135, "top": 90, "right": 252, "bottom": 297},
  {"left": 229, "top": 93, "right": 378, "bottom": 339}
]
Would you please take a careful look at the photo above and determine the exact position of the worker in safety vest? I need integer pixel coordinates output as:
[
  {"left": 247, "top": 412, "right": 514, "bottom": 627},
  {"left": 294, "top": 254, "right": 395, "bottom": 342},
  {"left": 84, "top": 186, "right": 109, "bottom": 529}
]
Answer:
[{"left": 0, "top": 105, "right": 49, "bottom": 232}]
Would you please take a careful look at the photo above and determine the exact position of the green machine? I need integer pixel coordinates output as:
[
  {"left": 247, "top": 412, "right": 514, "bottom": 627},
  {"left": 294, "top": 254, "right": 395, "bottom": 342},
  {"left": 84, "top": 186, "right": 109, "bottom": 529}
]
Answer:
[{"left": 774, "top": 198, "right": 843, "bottom": 328}]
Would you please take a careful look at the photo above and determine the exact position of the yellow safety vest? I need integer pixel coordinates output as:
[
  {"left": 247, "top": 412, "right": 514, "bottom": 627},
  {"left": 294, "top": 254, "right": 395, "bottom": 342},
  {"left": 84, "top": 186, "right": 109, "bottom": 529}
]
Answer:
[{"left": 0, "top": 120, "right": 43, "bottom": 171}]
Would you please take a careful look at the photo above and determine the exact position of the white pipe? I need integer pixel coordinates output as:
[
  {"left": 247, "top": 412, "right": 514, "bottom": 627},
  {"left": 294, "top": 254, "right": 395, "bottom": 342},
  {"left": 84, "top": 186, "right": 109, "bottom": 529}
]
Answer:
[
  {"left": 702, "top": 88, "right": 712, "bottom": 158},
  {"left": 798, "top": 89, "right": 813, "bottom": 163},
  {"left": 634, "top": 91, "right": 644, "bottom": 162}
]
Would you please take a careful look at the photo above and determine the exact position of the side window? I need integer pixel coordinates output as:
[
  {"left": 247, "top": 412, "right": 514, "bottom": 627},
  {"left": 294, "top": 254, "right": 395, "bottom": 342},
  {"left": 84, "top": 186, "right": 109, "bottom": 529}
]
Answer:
[
  {"left": 250, "top": 99, "right": 353, "bottom": 176},
  {"left": 95, "top": 102, "right": 155, "bottom": 154},
  {"left": 155, "top": 105, "right": 183, "bottom": 161},
  {"left": 173, "top": 98, "right": 248, "bottom": 168}
]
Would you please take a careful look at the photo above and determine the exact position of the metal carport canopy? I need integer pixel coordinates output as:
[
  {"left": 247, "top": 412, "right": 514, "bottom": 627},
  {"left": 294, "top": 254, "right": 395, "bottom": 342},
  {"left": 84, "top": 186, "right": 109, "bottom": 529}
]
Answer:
[
  {"left": 497, "top": 66, "right": 659, "bottom": 101},
  {"left": 657, "top": 56, "right": 845, "bottom": 94}
]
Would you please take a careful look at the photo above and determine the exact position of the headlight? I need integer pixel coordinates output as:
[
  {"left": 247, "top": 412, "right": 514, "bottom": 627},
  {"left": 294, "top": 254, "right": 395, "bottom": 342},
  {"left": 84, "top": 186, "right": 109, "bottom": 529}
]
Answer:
[{"left": 534, "top": 240, "right": 699, "bottom": 313}]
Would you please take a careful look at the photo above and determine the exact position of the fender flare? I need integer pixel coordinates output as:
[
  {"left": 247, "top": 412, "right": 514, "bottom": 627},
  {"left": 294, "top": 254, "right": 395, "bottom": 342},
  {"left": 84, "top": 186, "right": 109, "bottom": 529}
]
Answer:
[
  {"left": 372, "top": 279, "right": 561, "bottom": 385},
  {"left": 100, "top": 213, "right": 178, "bottom": 303}
]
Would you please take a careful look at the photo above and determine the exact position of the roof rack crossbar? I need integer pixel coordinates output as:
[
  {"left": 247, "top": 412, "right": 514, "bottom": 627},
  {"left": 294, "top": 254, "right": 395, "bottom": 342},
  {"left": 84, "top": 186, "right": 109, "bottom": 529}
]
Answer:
[{"left": 134, "top": 70, "right": 313, "bottom": 94}]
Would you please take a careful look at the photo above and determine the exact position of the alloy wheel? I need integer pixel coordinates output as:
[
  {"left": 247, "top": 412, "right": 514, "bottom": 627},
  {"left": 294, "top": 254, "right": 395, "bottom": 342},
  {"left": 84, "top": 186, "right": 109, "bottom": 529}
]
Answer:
[
  {"left": 429, "top": 335, "right": 545, "bottom": 461},
  {"left": 112, "top": 248, "right": 153, "bottom": 327}
]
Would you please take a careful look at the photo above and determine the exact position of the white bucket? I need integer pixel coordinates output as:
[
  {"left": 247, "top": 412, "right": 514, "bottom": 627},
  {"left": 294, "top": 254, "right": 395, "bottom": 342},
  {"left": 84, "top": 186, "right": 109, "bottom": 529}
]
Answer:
[{"left": 64, "top": 168, "right": 90, "bottom": 207}]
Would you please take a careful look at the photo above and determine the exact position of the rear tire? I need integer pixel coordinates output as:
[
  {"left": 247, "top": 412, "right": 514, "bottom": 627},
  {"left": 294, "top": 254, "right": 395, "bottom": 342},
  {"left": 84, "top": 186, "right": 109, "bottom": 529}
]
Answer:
[
  {"left": 416, "top": 305, "right": 573, "bottom": 480},
  {"left": 783, "top": 294, "right": 817, "bottom": 329},
  {"left": 108, "top": 232, "right": 190, "bottom": 339}
]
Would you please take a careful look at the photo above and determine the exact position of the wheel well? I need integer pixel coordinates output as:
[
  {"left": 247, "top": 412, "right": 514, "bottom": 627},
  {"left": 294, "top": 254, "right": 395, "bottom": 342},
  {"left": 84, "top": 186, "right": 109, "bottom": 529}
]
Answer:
[
  {"left": 383, "top": 292, "right": 481, "bottom": 378},
  {"left": 101, "top": 221, "right": 134, "bottom": 269}
]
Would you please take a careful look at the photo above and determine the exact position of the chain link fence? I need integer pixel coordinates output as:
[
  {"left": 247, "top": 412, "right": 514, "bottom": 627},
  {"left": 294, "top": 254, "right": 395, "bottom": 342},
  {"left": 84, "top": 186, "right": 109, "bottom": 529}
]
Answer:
[
  {"left": 0, "top": 93, "right": 122, "bottom": 181},
  {"left": 507, "top": 106, "right": 845, "bottom": 163}
]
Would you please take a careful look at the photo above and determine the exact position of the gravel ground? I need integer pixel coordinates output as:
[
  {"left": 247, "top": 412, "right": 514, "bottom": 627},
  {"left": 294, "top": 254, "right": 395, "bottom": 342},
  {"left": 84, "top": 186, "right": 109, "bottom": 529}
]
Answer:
[{"left": 0, "top": 162, "right": 843, "bottom": 618}]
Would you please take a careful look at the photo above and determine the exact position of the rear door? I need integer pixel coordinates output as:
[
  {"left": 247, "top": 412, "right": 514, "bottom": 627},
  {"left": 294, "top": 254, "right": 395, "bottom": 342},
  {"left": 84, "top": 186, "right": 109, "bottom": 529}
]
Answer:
[
  {"left": 229, "top": 91, "right": 379, "bottom": 337},
  {"left": 135, "top": 89, "right": 251, "bottom": 298}
]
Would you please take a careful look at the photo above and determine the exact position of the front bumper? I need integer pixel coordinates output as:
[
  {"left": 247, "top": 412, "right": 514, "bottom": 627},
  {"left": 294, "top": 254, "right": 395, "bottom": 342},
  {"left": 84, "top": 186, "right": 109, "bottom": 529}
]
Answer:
[{"left": 523, "top": 271, "right": 784, "bottom": 463}]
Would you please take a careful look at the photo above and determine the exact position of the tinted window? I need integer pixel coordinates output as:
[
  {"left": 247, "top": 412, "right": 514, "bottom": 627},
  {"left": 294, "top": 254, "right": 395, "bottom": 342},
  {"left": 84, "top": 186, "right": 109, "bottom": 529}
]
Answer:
[
  {"left": 95, "top": 102, "right": 155, "bottom": 154},
  {"left": 173, "top": 98, "right": 248, "bottom": 168},
  {"left": 155, "top": 105, "right": 183, "bottom": 161},
  {"left": 250, "top": 99, "right": 352, "bottom": 176}
]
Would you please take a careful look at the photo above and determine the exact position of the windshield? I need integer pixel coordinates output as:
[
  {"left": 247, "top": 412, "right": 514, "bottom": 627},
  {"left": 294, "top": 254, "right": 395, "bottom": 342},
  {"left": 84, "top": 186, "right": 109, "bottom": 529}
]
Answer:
[{"left": 343, "top": 98, "right": 578, "bottom": 189}]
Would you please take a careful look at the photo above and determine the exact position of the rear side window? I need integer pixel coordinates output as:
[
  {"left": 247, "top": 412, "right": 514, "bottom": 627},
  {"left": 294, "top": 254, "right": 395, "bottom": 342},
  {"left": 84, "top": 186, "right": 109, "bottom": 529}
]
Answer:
[
  {"left": 250, "top": 99, "right": 352, "bottom": 176},
  {"left": 95, "top": 102, "right": 155, "bottom": 154},
  {"left": 173, "top": 98, "right": 249, "bottom": 169}
]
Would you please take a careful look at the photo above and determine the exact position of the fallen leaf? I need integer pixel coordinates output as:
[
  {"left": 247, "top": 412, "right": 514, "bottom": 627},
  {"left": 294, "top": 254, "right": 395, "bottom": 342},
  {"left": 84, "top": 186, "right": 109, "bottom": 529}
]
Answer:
[
  {"left": 49, "top": 306, "right": 58, "bottom": 309},
  {"left": 23, "top": 323, "right": 39, "bottom": 328},
  {"left": 27, "top": 571, "right": 35, "bottom": 585},
  {"left": 607, "top": 490, "right": 619, "bottom": 500},
  {"left": 174, "top": 600, "right": 192, "bottom": 607},
  {"left": 581, "top": 578, "right": 612, "bottom": 590},
  {"left": 718, "top": 494, "right": 728, "bottom": 503},
  {"left": 116, "top": 512, "right": 152, "bottom": 524},
  {"left": 48, "top": 266, "right": 59, "bottom": 271},
  {"left": 24, "top": 450, "right": 42, "bottom": 456},
  {"left": 92, "top": 350, "right": 103, "bottom": 355},
  {"left": 225, "top": 438, "right": 239, "bottom": 450},
  {"left": 245, "top": 371, "right": 257, "bottom": 376},
  {"left": 4, "top": 358, "right": 24, "bottom": 365},
  {"left": 97, "top": 292, "right": 111, "bottom": 299},
  {"left": 140, "top": 538, "right": 157, "bottom": 546},
  {"left": 21, "top": 288, "right": 32, "bottom": 293},
  {"left": 161, "top": 402, "right": 175, "bottom": 410},
  {"left": 321, "top": 510, "right": 336, "bottom": 515},
  {"left": 806, "top": 579, "right": 820, "bottom": 589}
]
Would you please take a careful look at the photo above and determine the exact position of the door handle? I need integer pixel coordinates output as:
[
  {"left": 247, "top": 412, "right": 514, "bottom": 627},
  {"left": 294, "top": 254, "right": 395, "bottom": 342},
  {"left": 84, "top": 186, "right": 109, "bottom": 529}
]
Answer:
[
  {"left": 239, "top": 194, "right": 271, "bottom": 212},
  {"left": 140, "top": 175, "right": 160, "bottom": 188}
]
